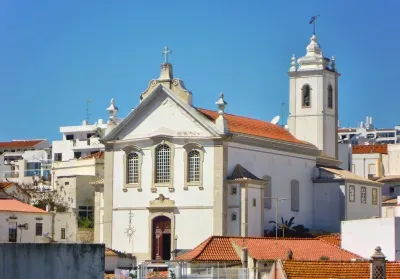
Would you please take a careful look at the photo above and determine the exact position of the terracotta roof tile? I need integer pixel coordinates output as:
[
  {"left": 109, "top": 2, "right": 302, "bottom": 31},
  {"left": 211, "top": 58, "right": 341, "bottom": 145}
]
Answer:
[
  {"left": 197, "top": 108, "right": 309, "bottom": 145},
  {"left": 338, "top": 128, "right": 357, "bottom": 133},
  {"left": 283, "top": 261, "right": 400, "bottom": 279},
  {"left": 0, "top": 199, "right": 48, "bottom": 214},
  {"left": 316, "top": 233, "right": 341, "bottom": 247},
  {"left": 0, "top": 182, "right": 14, "bottom": 189},
  {"left": 383, "top": 198, "right": 398, "bottom": 205},
  {"left": 0, "top": 140, "right": 44, "bottom": 149},
  {"left": 377, "top": 175, "right": 400, "bottom": 183},
  {"left": 177, "top": 236, "right": 361, "bottom": 262},
  {"left": 81, "top": 151, "right": 104, "bottom": 160},
  {"left": 228, "top": 164, "right": 262, "bottom": 181},
  {"left": 176, "top": 236, "right": 240, "bottom": 263},
  {"left": 352, "top": 144, "right": 388, "bottom": 155}
]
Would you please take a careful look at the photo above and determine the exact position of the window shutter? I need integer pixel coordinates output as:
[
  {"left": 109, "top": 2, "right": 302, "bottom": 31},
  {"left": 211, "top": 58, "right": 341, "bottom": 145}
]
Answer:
[
  {"left": 291, "top": 180, "right": 300, "bottom": 211},
  {"left": 263, "top": 176, "right": 272, "bottom": 209}
]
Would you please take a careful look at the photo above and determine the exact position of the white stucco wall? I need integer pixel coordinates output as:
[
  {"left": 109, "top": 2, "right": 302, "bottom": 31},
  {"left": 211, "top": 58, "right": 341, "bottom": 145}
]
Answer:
[
  {"left": 352, "top": 154, "right": 381, "bottom": 178},
  {"left": 227, "top": 142, "right": 316, "bottom": 230},
  {"left": 111, "top": 139, "right": 215, "bottom": 255},
  {"left": 388, "top": 145, "right": 400, "bottom": 175},
  {"left": 313, "top": 182, "right": 344, "bottom": 232},
  {"left": 247, "top": 186, "right": 262, "bottom": 236},
  {"left": 53, "top": 212, "right": 78, "bottom": 242},
  {"left": 338, "top": 143, "right": 352, "bottom": 171},
  {"left": 342, "top": 217, "right": 400, "bottom": 261},
  {"left": 345, "top": 182, "right": 381, "bottom": 220},
  {"left": 0, "top": 212, "right": 52, "bottom": 243}
]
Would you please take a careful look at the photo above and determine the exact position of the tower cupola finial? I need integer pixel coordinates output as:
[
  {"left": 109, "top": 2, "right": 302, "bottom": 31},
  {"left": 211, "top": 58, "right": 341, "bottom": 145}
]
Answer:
[{"left": 289, "top": 54, "right": 297, "bottom": 72}]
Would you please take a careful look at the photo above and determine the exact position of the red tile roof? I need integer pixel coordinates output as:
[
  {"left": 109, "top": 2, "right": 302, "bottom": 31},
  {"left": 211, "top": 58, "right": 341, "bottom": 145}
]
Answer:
[
  {"left": 283, "top": 260, "right": 400, "bottom": 279},
  {"left": 81, "top": 151, "right": 104, "bottom": 160},
  {"left": 352, "top": 144, "right": 388, "bottom": 155},
  {"left": 177, "top": 236, "right": 361, "bottom": 262},
  {"left": 0, "top": 140, "right": 44, "bottom": 149},
  {"left": 0, "top": 199, "right": 48, "bottom": 214},
  {"left": 338, "top": 128, "right": 357, "bottom": 133},
  {"left": 197, "top": 109, "right": 309, "bottom": 145},
  {"left": 316, "top": 233, "right": 341, "bottom": 247},
  {"left": 0, "top": 182, "right": 14, "bottom": 189},
  {"left": 177, "top": 236, "right": 240, "bottom": 263}
]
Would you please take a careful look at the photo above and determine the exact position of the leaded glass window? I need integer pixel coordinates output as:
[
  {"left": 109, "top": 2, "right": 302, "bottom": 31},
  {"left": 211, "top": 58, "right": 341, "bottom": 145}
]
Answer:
[
  {"left": 188, "top": 150, "right": 200, "bottom": 182},
  {"left": 127, "top": 153, "right": 139, "bottom": 184},
  {"left": 156, "top": 144, "right": 170, "bottom": 183}
]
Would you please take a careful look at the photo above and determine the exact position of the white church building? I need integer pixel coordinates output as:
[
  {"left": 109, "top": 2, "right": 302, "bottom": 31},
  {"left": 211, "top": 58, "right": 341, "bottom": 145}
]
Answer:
[{"left": 96, "top": 35, "right": 382, "bottom": 262}]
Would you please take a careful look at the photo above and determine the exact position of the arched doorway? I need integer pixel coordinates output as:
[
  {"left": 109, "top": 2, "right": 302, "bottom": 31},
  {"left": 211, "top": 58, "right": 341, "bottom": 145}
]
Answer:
[{"left": 152, "top": 216, "right": 171, "bottom": 260}]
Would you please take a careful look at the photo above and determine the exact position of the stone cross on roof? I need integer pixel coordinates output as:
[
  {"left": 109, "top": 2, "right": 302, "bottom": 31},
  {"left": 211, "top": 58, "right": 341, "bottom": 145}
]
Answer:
[{"left": 161, "top": 46, "right": 172, "bottom": 64}]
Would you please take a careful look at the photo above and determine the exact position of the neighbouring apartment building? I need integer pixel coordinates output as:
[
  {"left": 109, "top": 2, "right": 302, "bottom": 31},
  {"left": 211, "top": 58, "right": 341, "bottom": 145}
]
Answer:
[
  {"left": 338, "top": 116, "right": 400, "bottom": 145},
  {"left": 0, "top": 140, "right": 52, "bottom": 187},
  {"left": 52, "top": 119, "right": 108, "bottom": 163}
]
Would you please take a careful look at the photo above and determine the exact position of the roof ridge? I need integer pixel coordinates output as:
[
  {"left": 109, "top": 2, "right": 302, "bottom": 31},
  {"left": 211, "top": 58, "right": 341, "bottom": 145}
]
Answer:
[
  {"left": 191, "top": 236, "right": 215, "bottom": 260},
  {"left": 197, "top": 107, "right": 273, "bottom": 124}
]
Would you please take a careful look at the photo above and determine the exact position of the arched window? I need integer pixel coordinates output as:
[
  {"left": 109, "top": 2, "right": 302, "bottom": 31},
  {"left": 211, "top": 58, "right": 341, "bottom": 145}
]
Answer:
[
  {"left": 188, "top": 150, "right": 200, "bottom": 182},
  {"left": 302, "top": 85, "right": 311, "bottom": 107},
  {"left": 155, "top": 144, "right": 171, "bottom": 183},
  {"left": 127, "top": 153, "right": 139, "bottom": 184},
  {"left": 327, "top": 85, "right": 333, "bottom": 108}
]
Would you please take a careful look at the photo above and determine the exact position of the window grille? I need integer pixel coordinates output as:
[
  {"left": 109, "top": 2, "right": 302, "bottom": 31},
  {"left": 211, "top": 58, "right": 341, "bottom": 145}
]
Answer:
[
  {"left": 127, "top": 153, "right": 139, "bottom": 184},
  {"left": 156, "top": 144, "right": 170, "bottom": 183},
  {"left": 361, "top": 187, "right": 367, "bottom": 204},
  {"left": 188, "top": 150, "right": 200, "bottom": 182}
]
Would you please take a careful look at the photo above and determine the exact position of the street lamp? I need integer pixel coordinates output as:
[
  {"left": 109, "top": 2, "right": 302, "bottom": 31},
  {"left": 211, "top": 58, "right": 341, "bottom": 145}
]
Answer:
[{"left": 264, "top": 197, "right": 288, "bottom": 239}]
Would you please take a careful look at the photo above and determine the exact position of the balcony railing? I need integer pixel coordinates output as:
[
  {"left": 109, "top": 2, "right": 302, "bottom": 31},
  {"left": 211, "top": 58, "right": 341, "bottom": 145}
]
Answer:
[
  {"left": 71, "top": 138, "right": 104, "bottom": 150},
  {"left": 25, "top": 169, "right": 41, "bottom": 177}
]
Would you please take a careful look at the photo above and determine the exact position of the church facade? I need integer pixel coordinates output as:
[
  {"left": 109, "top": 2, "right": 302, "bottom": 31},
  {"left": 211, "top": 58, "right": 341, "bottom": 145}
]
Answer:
[{"left": 97, "top": 35, "right": 382, "bottom": 262}]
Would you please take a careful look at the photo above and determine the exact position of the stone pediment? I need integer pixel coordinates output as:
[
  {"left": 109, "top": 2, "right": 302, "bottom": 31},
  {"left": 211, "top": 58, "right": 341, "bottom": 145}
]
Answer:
[{"left": 148, "top": 194, "right": 175, "bottom": 209}]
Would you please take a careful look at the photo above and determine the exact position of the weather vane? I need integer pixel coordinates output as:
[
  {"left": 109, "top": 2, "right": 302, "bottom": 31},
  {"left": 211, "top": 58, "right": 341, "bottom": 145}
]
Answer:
[
  {"left": 309, "top": 15, "right": 320, "bottom": 35},
  {"left": 161, "top": 46, "right": 172, "bottom": 64}
]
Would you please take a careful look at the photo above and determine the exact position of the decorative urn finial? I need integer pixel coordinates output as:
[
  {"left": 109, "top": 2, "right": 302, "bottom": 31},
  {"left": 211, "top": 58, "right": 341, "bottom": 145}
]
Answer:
[{"left": 216, "top": 92, "right": 227, "bottom": 116}]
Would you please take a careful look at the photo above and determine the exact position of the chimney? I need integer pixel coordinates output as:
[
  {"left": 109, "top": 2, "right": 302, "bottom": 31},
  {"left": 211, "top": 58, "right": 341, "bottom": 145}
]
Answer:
[
  {"left": 241, "top": 247, "right": 248, "bottom": 268},
  {"left": 287, "top": 249, "right": 293, "bottom": 260},
  {"left": 370, "top": 246, "right": 386, "bottom": 279}
]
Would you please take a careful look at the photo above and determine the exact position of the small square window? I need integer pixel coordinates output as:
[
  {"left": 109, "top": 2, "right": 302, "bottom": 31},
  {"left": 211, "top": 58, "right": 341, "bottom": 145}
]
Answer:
[
  {"left": 349, "top": 185, "right": 355, "bottom": 202},
  {"left": 65, "top": 182, "right": 69, "bottom": 186},
  {"left": 35, "top": 223, "right": 43, "bottom": 236},
  {"left": 231, "top": 213, "right": 237, "bottom": 221},
  {"left": 252, "top": 198, "right": 256, "bottom": 207},
  {"left": 231, "top": 186, "right": 237, "bottom": 195},
  {"left": 61, "top": 228, "right": 66, "bottom": 239}
]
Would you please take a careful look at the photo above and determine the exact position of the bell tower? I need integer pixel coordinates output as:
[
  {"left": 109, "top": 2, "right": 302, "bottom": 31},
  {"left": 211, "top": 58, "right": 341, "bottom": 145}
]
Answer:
[{"left": 287, "top": 34, "right": 340, "bottom": 159}]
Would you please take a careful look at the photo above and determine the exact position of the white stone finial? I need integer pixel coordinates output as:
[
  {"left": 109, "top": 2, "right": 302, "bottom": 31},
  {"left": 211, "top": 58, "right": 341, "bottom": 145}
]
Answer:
[
  {"left": 216, "top": 92, "right": 227, "bottom": 115},
  {"left": 289, "top": 54, "right": 297, "bottom": 72},
  {"left": 106, "top": 98, "right": 118, "bottom": 124},
  {"left": 331, "top": 56, "right": 336, "bottom": 71}
]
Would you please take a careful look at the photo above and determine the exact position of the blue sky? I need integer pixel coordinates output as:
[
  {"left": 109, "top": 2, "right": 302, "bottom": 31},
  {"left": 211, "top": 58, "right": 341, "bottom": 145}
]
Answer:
[{"left": 0, "top": 0, "right": 399, "bottom": 141}]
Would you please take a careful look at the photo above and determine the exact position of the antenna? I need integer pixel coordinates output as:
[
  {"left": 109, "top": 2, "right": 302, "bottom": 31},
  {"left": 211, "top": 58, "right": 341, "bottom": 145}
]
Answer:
[
  {"left": 280, "top": 102, "right": 286, "bottom": 126},
  {"left": 86, "top": 99, "right": 92, "bottom": 123},
  {"left": 271, "top": 115, "right": 280, "bottom": 125}
]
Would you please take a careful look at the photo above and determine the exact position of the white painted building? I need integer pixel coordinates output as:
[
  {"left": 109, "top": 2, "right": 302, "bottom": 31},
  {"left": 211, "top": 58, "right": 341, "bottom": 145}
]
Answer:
[
  {"left": 338, "top": 116, "right": 400, "bottom": 145},
  {"left": 0, "top": 140, "right": 52, "bottom": 186},
  {"left": 0, "top": 198, "right": 52, "bottom": 243},
  {"left": 342, "top": 217, "right": 400, "bottom": 261},
  {"left": 97, "top": 36, "right": 383, "bottom": 264},
  {"left": 52, "top": 120, "right": 108, "bottom": 163}
]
